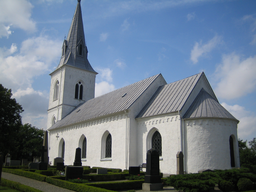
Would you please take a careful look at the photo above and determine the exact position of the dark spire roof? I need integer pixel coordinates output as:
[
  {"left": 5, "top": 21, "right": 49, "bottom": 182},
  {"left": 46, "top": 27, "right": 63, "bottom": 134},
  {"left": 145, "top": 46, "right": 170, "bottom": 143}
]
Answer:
[{"left": 55, "top": 0, "right": 97, "bottom": 74}]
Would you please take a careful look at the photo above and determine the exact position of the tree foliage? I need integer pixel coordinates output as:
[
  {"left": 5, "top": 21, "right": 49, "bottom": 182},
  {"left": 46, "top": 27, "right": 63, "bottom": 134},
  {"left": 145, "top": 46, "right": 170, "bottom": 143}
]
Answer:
[
  {"left": 0, "top": 84, "right": 23, "bottom": 157},
  {"left": 238, "top": 138, "right": 256, "bottom": 166}
]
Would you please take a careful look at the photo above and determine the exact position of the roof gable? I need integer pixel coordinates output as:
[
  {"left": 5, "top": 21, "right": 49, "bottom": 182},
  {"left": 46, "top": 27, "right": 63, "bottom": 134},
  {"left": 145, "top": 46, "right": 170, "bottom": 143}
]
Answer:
[
  {"left": 183, "top": 88, "right": 238, "bottom": 121},
  {"left": 137, "top": 72, "right": 202, "bottom": 118},
  {"left": 49, "top": 74, "right": 163, "bottom": 130}
]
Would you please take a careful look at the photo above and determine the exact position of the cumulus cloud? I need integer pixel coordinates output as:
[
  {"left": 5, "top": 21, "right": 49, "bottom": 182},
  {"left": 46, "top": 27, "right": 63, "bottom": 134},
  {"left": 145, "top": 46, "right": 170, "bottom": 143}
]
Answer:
[
  {"left": 214, "top": 53, "right": 256, "bottom": 100},
  {"left": 190, "top": 35, "right": 222, "bottom": 64},
  {"left": 95, "top": 81, "right": 115, "bottom": 97},
  {"left": 187, "top": 12, "right": 195, "bottom": 21},
  {"left": 97, "top": 68, "right": 113, "bottom": 82},
  {"left": 0, "top": 36, "right": 61, "bottom": 90},
  {"left": 115, "top": 59, "right": 126, "bottom": 69},
  {"left": 100, "top": 33, "right": 109, "bottom": 42},
  {"left": 0, "top": 0, "right": 36, "bottom": 38},
  {"left": 221, "top": 103, "right": 256, "bottom": 141},
  {"left": 121, "top": 19, "right": 130, "bottom": 31}
]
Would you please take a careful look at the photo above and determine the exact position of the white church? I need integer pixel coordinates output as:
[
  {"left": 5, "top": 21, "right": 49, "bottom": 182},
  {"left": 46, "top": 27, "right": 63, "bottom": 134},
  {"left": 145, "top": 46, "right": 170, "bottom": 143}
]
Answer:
[{"left": 47, "top": 0, "right": 240, "bottom": 174}]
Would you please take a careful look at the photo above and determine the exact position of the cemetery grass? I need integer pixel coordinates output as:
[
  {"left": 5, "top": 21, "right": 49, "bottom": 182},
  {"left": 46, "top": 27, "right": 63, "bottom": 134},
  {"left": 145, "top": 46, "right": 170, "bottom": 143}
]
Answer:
[{"left": 0, "top": 186, "right": 20, "bottom": 192}]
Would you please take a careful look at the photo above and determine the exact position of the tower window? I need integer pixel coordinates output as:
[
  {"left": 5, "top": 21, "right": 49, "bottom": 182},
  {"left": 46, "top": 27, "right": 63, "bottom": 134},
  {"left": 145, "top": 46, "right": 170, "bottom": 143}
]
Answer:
[
  {"left": 75, "top": 81, "right": 83, "bottom": 100},
  {"left": 79, "top": 44, "right": 83, "bottom": 56},
  {"left": 53, "top": 81, "right": 59, "bottom": 101}
]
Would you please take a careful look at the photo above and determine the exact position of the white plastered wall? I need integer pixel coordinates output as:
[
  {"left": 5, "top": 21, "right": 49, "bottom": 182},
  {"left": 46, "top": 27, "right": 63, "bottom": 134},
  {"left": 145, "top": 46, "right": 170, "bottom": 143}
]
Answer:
[
  {"left": 137, "top": 113, "right": 181, "bottom": 174},
  {"left": 48, "top": 112, "right": 128, "bottom": 170},
  {"left": 184, "top": 118, "right": 239, "bottom": 173}
]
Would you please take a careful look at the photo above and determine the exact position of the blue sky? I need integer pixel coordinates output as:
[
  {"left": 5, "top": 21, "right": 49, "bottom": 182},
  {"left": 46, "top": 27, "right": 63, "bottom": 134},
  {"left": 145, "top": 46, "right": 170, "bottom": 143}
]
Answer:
[{"left": 0, "top": 0, "right": 255, "bottom": 141}]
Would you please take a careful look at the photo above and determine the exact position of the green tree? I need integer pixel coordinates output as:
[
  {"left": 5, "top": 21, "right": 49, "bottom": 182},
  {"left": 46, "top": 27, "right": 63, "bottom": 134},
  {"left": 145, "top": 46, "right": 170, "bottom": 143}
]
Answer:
[
  {"left": 0, "top": 84, "right": 23, "bottom": 157},
  {"left": 238, "top": 138, "right": 256, "bottom": 166},
  {"left": 14, "top": 123, "right": 44, "bottom": 160}
]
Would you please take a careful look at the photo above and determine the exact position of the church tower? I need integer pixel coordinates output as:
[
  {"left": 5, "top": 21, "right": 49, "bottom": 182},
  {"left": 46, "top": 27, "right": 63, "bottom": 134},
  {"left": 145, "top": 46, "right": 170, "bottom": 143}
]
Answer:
[{"left": 47, "top": 0, "right": 97, "bottom": 128}]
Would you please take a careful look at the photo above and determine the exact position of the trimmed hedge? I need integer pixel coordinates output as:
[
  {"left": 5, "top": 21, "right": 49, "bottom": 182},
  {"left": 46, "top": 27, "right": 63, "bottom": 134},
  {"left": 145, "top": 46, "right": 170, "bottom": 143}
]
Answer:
[
  {"left": 237, "top": 178, "right": 253, "bottom": 191},
  {"left": 0, "top": 178, "right": 42, "bottom": 192},
  {"left": 45, "top": 177, "right": 114, "bottom": 192},
  {"left": 87, "top": 180, "right": 144, "bottom": 191},
  {"left": 3, "top": 168, "right": 46, "bottom": 181},
  {"left": 218, "top": 180, "right": 236, "bottom": 192},
  {"left": 83, "top": 173, "right": 128, "bottom": 181}
]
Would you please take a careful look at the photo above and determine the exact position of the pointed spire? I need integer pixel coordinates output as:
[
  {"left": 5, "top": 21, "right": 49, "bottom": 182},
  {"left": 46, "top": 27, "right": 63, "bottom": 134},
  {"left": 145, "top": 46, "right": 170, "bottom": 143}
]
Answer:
[{"left": 56, "top": 0, "right": 97, "bottom": 74}]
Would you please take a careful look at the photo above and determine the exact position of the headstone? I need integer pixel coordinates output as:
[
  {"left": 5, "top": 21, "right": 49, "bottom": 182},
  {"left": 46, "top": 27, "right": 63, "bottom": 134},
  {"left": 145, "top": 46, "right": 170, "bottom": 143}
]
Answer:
[
  {"left": 142, "top": 149, "right": 163, "bottom": 191},
  {"left": 54, "top": 157, "right": 64, "bottom": 166},
  {"left": 176, "top": 151, "right": 184, "bottom": 175},
  {"left": 42, "top": 131, "right": 49, "bottom": 164},
  {"left": 10, "top": 160, "right": 20, "bottom": 166},
  {"left": 56, "top": 162, "right": 65, "bottom": 171},
  {"left": 5, "top": 153, "right": 11, "bottom": 166},
  {"left": 129, "top": 166, "right": 140, "bottom": 175},
  {"left": 22, "top": 159, "right": 29, "bottom": 166},
  {"left": 73, "top": 147, "right": 82, "bottom": 166},
  {"left": 97, "top": 168, "right": 107, "bottom": 174},
  {"left": 65, "top": 166, "right": 83, "bottom": 180},
  {"left": 0, "top": 152, "right": 3, "bottom": 182}
]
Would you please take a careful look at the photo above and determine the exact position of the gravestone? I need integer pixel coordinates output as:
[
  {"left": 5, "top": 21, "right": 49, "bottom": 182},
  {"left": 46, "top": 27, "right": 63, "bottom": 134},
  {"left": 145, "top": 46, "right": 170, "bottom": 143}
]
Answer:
[
  {"left": 142, "top": 149, "right": 163, "bottom": 191},
  {"left": 129, "top": 166, "right": 140, "bottom": 175},
  {"left": 22, "top": 159, "right": 28, "bottom": 166},
  {"left": 54, "top": 157, "right": 63, "bottom": 166},
  {"left": 10, "top": 160, "right": 20, "bottom": 166},
  {"left": 97, "top": 168, "right": 107, "bottom": 174},
  {"left": 5, "top": 153, "right": 11, "bottom": 166},
  {"left": 73, "top": 147, "right": 82, "bottom": 166},
  {"left": 65, "top": 166, "right": 83, "bottom": 180},
  {"left": 0, "top": 152, "right": 3, "bottom": 182},
  {"left": 176, "top": 151, "right": 184, "bottom": 175},
  {"left": 37, "top": 131, "right": 49, "bottom": 170}
]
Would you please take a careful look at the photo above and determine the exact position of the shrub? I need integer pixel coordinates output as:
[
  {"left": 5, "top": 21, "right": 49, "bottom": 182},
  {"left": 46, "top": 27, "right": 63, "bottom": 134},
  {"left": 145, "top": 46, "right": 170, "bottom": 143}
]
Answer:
[
  {"left": 68, "top": 178, "right": 88, "bottom": 183},
  {"left": 1, "top": 178, "right": 42, "bottom": 192},
  {"left": 237, "top": 178, "right": 253, "bottom": 191},
  {"left": 35, "top": 170, "right": 55, "bottom": 176},
  {"left": 45, "top": 177, "right": 114, "bottom": 192},
  {"left": 126, "top": 174, "right": 145, "bottom": 180},
  {"left": 83, "top": 173, "right": 128, "bottom": 181},
  {"left": 87, "top": 180, "right": 144, "bottom": 191},
  {"left": 218, "top": 180, "right": 236, "bottom": 192},
  {"left": 3, "top": 168, "right": 46, "bottom": 181}
]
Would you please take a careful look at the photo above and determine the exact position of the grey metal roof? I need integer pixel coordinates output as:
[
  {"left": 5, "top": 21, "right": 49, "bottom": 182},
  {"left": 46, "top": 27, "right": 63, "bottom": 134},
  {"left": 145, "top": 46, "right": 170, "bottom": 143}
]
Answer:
[
  {"left": 53, "top": 0, "right": 97, "bottom": 74},
  {"left": 137, "top": 72, "right": 202, "bottom": 118},
  {"left": 183, "top": 88, "right": 238, "bottom": 121},
  {"left": 49, "top": 74, "right": 162, "bottom": 130}
]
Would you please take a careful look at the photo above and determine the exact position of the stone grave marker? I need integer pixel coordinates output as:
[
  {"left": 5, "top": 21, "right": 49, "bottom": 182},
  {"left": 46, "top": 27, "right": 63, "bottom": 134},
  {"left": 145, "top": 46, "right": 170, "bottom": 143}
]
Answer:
[
  {"left": 129, "top": 166, "right": 140, "bottom": 175},
  {"left": 176, "top": 151, "right": 184, "bottom": 175},
  {"left": 142, "top": 148, "right": 163, "bottom": 191},
  {"left": 5, "top": 153, "right": 11, "bottom": 166},
  {"left": 73, "top": 147, "right": 82, "bottom": 166},
  {"left": 97, "top": 168, "right": 107, "bottom": 174},
  {"left": 0, "top": 152, "right": 3, "bottom": 182}
]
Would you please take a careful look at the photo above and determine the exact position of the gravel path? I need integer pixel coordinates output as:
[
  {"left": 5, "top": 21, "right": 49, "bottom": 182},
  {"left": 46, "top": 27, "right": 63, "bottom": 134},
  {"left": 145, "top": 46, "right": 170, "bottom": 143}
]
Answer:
[{"left": 1, "top": 172, "right": 75, "bottom": 192}]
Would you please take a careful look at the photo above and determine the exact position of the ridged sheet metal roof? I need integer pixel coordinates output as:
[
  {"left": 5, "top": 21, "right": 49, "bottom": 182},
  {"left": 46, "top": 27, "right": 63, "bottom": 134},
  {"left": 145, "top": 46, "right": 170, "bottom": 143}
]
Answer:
[
  {"left": 183, "top": 88, "right": 238, "bottom": 121},
  {"left": 49, "top": 74, "right": 161, "bottom": 130},
  {"left": 137, "top": 72, "right": 202, "bottom": 118}
]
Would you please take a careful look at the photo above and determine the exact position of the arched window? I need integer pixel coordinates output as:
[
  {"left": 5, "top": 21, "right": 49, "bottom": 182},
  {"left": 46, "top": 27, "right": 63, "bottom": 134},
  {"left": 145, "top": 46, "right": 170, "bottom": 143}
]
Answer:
[
  {"left": 59, "top": 139, "right": 65, "bottom": 160},
  {"left": 82, "top": 137, "right": 87, "bottom": 158},
  {"left": 152, "top": 131, "right": 162, "bottom": 156},
  {"left": 52, "top": 116, "right": 56, "bottom": 126},
  {"left": 105, "top": 134, "right": 112, "bottom": 158},
  {"left": 75, "top": 81, "right": 83, "bottom": 100},
  {"left": 62, "top": 40, "right": 67, "bottom": 56},
  {"left": 53, "top": 81, "right": 59, "bottom": 101},
  {"left": 229, "top": 135, "right": 235, "bottom": 167}
]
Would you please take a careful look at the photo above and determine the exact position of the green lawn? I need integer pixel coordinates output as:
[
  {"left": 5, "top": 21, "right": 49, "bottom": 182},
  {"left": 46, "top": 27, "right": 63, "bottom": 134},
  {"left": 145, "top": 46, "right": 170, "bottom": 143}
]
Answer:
[{"left": 0, "top": 185, "right": 20, "bottom": 192}]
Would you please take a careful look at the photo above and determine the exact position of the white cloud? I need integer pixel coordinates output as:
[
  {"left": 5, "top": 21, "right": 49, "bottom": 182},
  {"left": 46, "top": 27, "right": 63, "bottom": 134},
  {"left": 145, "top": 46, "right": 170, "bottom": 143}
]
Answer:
[
  {"left": 215, "top": 53, "right": 256, "bottom": 100},
  {"left": 0, "top": 0, "right": 36, "bottom": 38},
  {"left": 100, "top": 33, "right": 109, "bottom": 42},
  {"left": 121, "top": 19, "right": 130, "bottom": 31},
  {"left": 242, "top": 15, "right": 256, "bottom": 44},
  {"left": 221, "top": 103, "right": 256, "bottom": 141},
  {"left": 187, "top": 12, "right": 195, "bottom": 21},
  {"left": 190, "top": 35, "right": 222, "bottom": 64},
  {"left": 0, "top": 36, "right": 61, "bottom": 90},
  {"left": 97, "top": 68, "right": 113, "bottom": 82},
  {"left": 95, "top": 81, "right": 115, "bottom": 97},
  {"left": 115, "top": 59, "right": 126, "bottom": 68}
]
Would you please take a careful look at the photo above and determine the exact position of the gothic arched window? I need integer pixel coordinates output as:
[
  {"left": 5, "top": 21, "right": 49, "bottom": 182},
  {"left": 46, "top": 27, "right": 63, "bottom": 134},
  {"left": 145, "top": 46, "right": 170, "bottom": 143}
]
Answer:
[
  {"left": 52, "top": 116, "right": 56, "bottom": 126},
  {"left": 82, "top": 137, "right": 87, "bottom": 158},
  {"left": 105, "top": 134, "right": 112, "bottom": 158},
  {"left": 53, "top": 80, "right": 59, "bottom": 101},
  {"left": 229, "top": 135, "right": 235, "bottom": 167},
  {"left": 75, "top": 81, "right": 83, "bottom": 100},
  {"left": 79, "top": 44, "right": 83, "bottom": 56},
  {"left": 59, "top": 139, "right": 65, "bottom": 160},
  {"left": 152, "top": 131, "right": 162, "bottom": 156}
]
